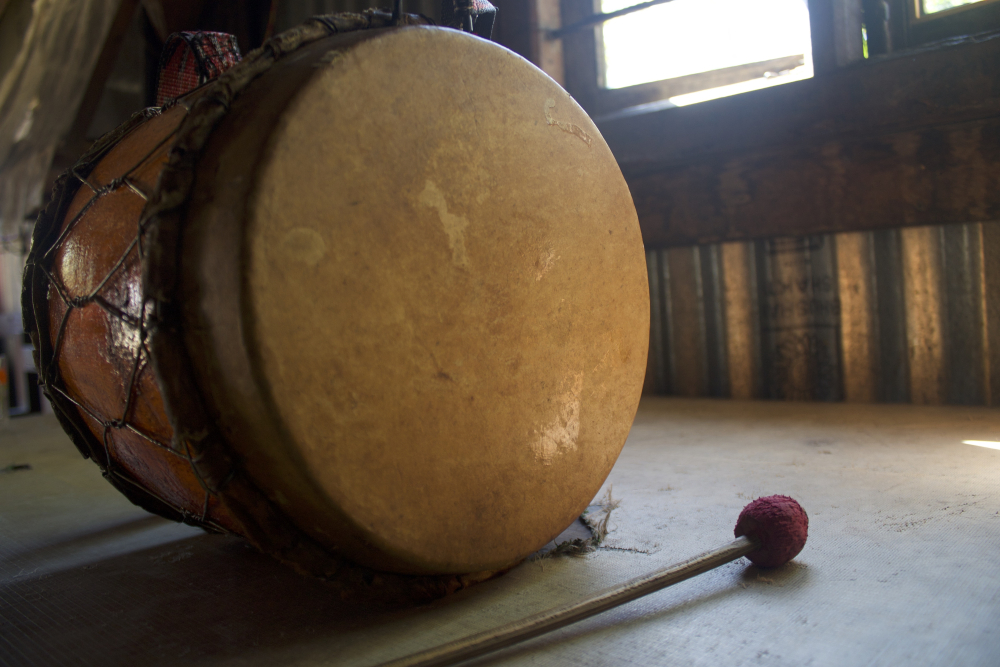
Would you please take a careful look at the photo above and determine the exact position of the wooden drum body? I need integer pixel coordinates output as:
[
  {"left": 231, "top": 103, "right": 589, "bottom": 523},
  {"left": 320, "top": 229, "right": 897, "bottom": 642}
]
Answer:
[{"left": 24, "top": 15, "right": 649, "bottom": 578}]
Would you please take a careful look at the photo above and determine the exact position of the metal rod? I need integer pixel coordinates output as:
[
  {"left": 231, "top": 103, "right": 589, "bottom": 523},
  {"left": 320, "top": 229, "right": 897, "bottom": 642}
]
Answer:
[
  {"left": 548, "top": 0, "right": 678, "bottom": 40},
  {"left": 377, "top": 535, "right": 758, "bottom": 667}
]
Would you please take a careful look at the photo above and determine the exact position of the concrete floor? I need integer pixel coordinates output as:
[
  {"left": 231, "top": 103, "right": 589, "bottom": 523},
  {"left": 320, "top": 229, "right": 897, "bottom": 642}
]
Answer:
[{"left": 2, "top": 398, "right": 998, "bottom": 666}]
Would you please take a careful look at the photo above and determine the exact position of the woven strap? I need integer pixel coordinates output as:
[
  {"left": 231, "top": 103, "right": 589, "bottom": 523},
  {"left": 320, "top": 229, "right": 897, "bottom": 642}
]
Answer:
[
  {"left": 155, "top": 32, "right": 243, "bottom": 106},
  {"left": 441, "top": 0, "right": 496, "bottom": 38}
]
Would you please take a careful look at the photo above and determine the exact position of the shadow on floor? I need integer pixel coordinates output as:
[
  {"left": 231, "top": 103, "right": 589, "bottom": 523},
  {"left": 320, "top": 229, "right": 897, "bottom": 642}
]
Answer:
[{"left": 1, "top": 532, "right": 438, "bottom": 666}]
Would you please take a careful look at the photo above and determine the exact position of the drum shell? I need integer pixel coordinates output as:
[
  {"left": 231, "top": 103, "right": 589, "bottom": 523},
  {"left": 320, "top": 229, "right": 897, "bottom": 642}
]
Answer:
[
  {"left": 21, "top": 16, "right": 443, "bottom": 570},
  {"left": 23, "top": 19, "right": 649, "bottom": 578}
]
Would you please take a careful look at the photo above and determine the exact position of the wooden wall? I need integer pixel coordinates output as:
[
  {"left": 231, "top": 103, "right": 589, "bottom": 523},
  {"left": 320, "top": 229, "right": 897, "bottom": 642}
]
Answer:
[
  {"left": 2, "top": 0, "right": 997, "bottom": 410},
  {"left": 643, "top": 221, "right": 1000, "bottom": 406}
]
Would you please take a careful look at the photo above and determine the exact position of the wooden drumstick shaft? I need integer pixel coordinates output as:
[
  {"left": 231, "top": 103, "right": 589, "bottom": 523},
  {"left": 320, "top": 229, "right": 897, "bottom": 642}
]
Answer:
[{"left": 377, "top": 535, "right": 758, "bottom": 667}]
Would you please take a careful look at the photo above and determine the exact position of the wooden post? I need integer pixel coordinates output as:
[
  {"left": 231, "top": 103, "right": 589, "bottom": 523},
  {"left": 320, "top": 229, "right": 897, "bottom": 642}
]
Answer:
[
  {"left": 808, "top": 0, "right": 865, "bottom": 74},
  {"left": 534, "top": 0, "right": 565, "bottom": 85}
]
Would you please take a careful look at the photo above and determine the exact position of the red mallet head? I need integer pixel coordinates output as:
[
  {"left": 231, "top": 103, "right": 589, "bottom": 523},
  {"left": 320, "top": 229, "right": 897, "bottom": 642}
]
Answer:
[{"left": 734, "top": 495, "right": 808, "bottom": 568}]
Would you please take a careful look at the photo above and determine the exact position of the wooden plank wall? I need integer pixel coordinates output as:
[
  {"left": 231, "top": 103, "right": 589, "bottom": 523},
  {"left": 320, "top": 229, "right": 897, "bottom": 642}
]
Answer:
[{"left": 643, "top": 221, "right": 1000, "bottom": 406}]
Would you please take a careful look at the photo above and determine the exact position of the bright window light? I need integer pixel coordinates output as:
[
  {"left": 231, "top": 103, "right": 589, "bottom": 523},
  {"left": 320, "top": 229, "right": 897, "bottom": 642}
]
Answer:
[
  {"left": 923, "top": 0, "right": 986, "bottom": 15},
  {"left": 963, "top": 440, "right": 1000, "bottom": 451},
  {"left": 601, "top": 0, "right": 813, "bottom": 92}
]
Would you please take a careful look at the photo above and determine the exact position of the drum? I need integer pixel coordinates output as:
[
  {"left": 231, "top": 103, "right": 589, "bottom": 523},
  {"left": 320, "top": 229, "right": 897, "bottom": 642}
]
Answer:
[{"left": 23, "top": 12, "right": 649, "bottom": 579}]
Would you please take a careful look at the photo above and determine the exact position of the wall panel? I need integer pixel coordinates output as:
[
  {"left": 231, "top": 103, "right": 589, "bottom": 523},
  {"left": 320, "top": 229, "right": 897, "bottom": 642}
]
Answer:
[{"left": 644, "top": 221, "right": 1000, "bottom": 406}]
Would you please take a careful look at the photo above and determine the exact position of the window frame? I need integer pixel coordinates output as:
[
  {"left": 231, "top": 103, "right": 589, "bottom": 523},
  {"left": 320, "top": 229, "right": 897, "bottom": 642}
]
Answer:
[
  {"left": 905, "top": 0, "right": 1000, "bottom": 44},
  {"left": 913, "top": 0, "right": 1000, "bottom": 20}
]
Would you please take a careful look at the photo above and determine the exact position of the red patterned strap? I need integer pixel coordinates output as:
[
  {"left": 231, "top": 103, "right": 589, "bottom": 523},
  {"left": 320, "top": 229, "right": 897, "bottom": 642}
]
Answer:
[
  {"left": 441, "top": 0, "right": 496, "bottom": 38},
  {"left": 155, "top": 32, "right": 242, "bottom": 107}
]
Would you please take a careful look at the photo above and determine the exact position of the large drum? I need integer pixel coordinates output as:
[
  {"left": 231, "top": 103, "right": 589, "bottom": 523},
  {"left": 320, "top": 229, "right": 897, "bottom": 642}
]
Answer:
[{"left": 23, "top": 12, "right": 648, "bottom": 578}]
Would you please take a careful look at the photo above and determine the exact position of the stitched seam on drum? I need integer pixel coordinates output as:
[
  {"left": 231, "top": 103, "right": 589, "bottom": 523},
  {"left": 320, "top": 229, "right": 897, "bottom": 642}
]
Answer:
[
  {"left": 25, "top": 106, "right": 160, "bottom": 419},
  {"left": 42, "top": 122, "right": 180, "bottom": 263}
]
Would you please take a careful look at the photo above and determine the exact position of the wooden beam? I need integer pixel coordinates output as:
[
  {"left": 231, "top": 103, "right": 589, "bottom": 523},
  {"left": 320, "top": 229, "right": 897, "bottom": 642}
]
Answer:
[
  {"left": 559, "top": 0, "right": 598, "bottom": 107},
  {"left": 535, "top": 0, "right": 564, "bottom": 85},
  {"left": 597, "top": 32, "right": 1000, "bottom": 248},
  {"left": 594, "top": 55, "right": 805, "bottom": 116}
]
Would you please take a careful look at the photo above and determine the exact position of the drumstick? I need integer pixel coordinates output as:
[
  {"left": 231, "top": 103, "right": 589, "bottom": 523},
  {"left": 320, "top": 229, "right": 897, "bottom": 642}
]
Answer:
[{"left": 377, "top": 495, "right": 808, "bottom": 667}]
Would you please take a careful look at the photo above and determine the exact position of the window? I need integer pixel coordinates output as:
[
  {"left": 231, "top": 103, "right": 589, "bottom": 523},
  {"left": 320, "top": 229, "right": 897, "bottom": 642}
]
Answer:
[
  {"left": 558, "top": 0, "right": 815, "bottom": 116},
  {"left": 556, "top": 0, "right": 1000, "bottom": 117},
  {"left": 919, "top": 0, "right": 992, "bottom": 16},
  {"left": 601, "top": 0, "right": 813, "bottom": 106},
  {"left": 877, "top": 0, "right": 1000, "bottom": 53}
]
